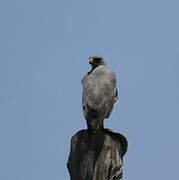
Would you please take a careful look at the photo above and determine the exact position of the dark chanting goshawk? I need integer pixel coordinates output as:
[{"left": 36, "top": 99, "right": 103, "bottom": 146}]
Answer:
[{"left": 81, "top": 56, "right": 118, "bottom": 133}]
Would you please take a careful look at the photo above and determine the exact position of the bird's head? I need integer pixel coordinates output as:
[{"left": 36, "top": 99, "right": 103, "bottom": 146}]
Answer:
[{"left": 89, "top": 56, "right": 106, "bottom": 69}]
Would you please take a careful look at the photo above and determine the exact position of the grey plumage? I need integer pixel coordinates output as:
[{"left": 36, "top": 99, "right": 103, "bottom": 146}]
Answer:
[{"left": 82, "top": 56, "right": 118, "bottom": 133}]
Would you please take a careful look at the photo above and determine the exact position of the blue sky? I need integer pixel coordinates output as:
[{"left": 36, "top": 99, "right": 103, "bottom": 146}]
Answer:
[{"left": 0, "top": 0, "right": 178, "bottom": 179}]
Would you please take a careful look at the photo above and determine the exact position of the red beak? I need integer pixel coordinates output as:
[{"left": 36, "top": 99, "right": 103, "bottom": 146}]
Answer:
[{"left": 89, "top": 58, "right": 95, "bottom": 64}]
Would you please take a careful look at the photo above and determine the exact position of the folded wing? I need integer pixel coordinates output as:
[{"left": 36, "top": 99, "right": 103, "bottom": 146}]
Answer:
[{"left": 82, "top": 66, "right": 118, "bottom": 121}]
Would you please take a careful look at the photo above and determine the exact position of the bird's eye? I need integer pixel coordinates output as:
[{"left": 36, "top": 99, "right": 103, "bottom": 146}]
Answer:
[{"left": 95, "top": 58, "right": 100, "bottom": 62}]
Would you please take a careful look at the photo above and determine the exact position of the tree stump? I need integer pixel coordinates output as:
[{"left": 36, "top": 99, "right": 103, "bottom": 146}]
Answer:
[{"left": 67, "top": 129, "right": 128, "bottom": 180}]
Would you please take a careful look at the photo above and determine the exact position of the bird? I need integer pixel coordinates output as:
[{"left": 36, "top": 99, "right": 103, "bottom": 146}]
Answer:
[{"left": 81, "top": 56, "right": 118, "bottom": 133}]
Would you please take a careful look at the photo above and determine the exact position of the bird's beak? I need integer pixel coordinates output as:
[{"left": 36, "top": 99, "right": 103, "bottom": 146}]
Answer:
[{"left": 89, "top": 58, "right": 95, "bottom": 64}]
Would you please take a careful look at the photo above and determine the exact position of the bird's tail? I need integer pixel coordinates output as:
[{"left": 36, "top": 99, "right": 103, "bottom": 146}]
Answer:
[{"left": 85, "top": 105, "right": 104, "bottom": 134}]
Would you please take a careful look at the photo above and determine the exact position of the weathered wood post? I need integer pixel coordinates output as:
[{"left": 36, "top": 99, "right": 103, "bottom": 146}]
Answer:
[{"left": 67, "top": 128, "right": 127, "bottom": 180}]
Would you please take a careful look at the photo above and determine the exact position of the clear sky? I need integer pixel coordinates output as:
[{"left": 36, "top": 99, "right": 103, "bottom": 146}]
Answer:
[{"left": 0, "top": 0, "right": 178, "bottom": 179}]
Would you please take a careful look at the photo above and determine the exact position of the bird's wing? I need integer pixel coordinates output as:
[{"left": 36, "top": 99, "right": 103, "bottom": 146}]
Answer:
[{"left": 82, "top": 66, "right": 118, "bottom": 120}]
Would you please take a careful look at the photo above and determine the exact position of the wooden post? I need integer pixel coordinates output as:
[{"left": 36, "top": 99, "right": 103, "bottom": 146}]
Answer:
[{"left": 67, "top": 129, "right": 128, "bottom": 180}]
